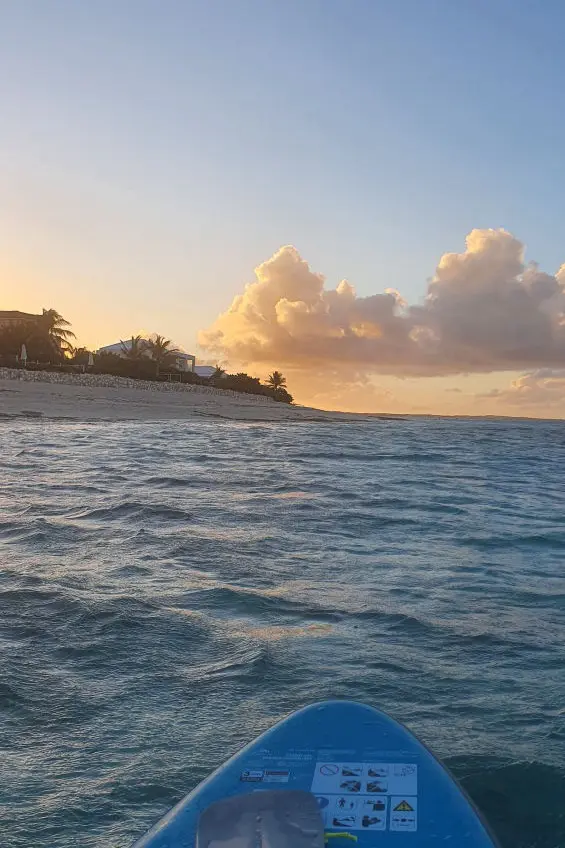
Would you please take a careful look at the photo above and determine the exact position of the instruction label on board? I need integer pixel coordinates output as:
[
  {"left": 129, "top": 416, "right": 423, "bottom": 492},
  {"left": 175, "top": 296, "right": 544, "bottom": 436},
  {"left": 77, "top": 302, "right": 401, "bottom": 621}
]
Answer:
[{"left": 311, "top": 762, "right": 418, "bottom": 832}]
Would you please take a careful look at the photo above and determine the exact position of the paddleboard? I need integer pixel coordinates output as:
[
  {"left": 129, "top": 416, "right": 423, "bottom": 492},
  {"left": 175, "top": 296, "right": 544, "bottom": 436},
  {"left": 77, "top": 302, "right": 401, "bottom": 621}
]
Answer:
[{"left": 132, "top": 700, "right": 498, "bottom": 847}]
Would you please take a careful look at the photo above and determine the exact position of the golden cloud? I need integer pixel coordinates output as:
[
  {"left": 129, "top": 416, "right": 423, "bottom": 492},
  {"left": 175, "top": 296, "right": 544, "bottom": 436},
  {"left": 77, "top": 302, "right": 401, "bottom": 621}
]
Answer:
[{"left": 199, "top": 229, "right": 565, "bottom": 376}]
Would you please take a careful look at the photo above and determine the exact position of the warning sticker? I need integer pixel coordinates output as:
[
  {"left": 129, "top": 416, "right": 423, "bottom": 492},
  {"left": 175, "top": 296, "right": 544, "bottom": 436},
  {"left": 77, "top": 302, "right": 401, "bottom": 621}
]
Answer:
[
  {"left": 390, "top": 796, "right": 418, "bottom": 832},
  {"left": 311, "top": 762, "right": 418, "bottom": 832},
  {"left": 394, "top": 800, "right": 414, "bottom": 812}
]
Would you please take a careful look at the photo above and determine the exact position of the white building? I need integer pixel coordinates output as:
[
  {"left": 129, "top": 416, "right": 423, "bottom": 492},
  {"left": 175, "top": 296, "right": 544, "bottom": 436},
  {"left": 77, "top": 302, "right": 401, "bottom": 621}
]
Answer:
[
  {"left": 193, "top": 365, "right": 217, "bottom": 379},
  {"left": 96, "top": 339, "right": 196, "bottom": 373}
]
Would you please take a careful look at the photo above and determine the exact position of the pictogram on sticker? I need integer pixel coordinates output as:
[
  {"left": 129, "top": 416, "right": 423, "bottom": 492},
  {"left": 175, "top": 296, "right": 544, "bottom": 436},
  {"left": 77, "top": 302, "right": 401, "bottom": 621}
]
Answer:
[{"left": 320, "top": 764, "right": 340, "bottom": 776}]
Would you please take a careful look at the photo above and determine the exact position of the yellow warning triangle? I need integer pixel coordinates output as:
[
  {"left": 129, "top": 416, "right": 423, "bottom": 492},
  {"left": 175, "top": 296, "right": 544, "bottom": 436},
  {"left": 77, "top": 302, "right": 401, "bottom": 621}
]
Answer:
[{"left": 394, "top": 800, "right": 414, "bottom": 812}]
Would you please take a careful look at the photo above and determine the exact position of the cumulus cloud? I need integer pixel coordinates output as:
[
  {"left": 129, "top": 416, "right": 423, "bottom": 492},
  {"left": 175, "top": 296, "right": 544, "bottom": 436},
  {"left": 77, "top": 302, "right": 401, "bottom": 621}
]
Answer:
[
  {"left": 479, "top": 369, "right": 565, "bottom": 407},
  {"left": 199, "top": 229, "right": 565, "bottom": 377}
]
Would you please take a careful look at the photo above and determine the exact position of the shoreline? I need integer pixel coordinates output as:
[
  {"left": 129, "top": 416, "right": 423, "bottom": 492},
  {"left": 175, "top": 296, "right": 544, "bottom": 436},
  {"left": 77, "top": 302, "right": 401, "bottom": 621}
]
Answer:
[{"left": 0, "top": 368, "right": 356, "bottom": 422}]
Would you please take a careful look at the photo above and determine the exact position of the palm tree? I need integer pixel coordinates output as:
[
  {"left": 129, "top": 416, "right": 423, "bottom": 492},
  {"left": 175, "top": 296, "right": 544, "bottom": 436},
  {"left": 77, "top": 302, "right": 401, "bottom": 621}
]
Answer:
[
  {"left": 266, "top": 370, "right": 287, "bottom": 394},
  {"left": 120, "top": 335, "right": 147, "bottom": 360},
  {"left": 37, "top": 308, "right": 75, "bottom": 356},
  {"left": 144, "top": 334, "right": 180, "bottom": 377}
]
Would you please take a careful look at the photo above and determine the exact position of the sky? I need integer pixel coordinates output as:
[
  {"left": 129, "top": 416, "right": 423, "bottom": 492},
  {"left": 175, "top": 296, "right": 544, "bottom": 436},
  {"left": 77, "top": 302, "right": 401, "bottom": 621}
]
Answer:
[{"left": 3, "top": 0, "right": 565, "bottom": 415}]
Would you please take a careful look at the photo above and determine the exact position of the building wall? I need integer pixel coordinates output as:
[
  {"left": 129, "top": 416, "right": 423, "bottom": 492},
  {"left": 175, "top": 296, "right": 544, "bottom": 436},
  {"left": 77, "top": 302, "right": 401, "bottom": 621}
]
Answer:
[{"left": 0, "top": 311, "right": 40, "bottom": 329}]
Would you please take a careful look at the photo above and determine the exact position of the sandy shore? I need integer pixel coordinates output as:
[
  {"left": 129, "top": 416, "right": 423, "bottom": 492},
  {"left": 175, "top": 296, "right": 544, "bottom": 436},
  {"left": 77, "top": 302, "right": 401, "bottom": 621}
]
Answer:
[{"left": 0, "top": 369, "right": 353, "bottom": 422}]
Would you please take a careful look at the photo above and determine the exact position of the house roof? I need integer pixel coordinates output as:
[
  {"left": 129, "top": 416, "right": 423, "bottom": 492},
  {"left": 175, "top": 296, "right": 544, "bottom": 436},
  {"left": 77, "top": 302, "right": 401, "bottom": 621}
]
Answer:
[
  {"left": 97, "top": 341, "right": 135, "bottom": 354},
  {"left": 0, "top": 310, "right": 40, "bottom": 322},
  {"left": 194, "top": 365, "right": 216, "bottom": 378}
]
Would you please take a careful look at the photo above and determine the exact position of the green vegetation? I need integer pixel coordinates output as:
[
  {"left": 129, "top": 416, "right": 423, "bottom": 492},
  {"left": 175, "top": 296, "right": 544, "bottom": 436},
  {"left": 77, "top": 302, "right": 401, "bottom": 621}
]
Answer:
[
  {"left": 37, "top": 308, "right": 76, "bottom": 354},
  {"left": 120, "top": 335, "right": 146, "bottom": 361},
  {"left": 0, "top": 309, "right": 75, "bottom": 362},
  {"left": 220, "top": 372, "right": 293, "bottom": 403},
  {"left": 0, "top": 309, "right": 293, "bottom": 403},
  {"left": 144, "top": 335, "right": 180, "bottom": 377},
  {"left": 266, "top": 370, "right": 287, "bottom": 394}
]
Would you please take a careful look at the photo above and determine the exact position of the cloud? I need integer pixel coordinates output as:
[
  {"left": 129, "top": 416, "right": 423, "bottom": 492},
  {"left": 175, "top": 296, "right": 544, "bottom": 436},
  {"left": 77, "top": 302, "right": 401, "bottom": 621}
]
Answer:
[
  {"left": 478, "top": 369, "right": 565, "bottom": 407},
  {"left": 199, "top": 229, "right": 565, "bottom": 377}
]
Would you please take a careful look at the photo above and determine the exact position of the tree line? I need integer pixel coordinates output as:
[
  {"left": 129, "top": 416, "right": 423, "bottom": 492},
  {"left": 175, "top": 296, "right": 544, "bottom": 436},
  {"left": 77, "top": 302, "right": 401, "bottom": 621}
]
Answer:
[
  {"left": 0, "top": 309, "right": 293, "bottom": 403},
  {"left": 0, "top": 309, "right": 75, "bottom": 360}
]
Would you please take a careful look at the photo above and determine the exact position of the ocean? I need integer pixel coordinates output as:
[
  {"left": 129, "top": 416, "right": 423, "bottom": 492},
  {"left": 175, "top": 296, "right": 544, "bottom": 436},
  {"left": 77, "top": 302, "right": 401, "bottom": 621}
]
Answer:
[{"left": 1, "top": 416, "right": 564, "bottom": 847}]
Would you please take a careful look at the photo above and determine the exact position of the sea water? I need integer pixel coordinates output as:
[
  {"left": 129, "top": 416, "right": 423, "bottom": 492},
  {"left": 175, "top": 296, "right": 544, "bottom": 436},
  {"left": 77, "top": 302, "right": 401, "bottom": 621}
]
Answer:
[{"left": 1, "top": 416, "right": 564, "bottom": 847}]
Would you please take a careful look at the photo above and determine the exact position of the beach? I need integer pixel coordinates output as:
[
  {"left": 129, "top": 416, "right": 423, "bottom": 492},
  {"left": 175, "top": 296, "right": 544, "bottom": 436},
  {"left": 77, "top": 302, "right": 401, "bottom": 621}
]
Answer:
[{"left": 0, "top": 368, "right": 351, "bottom": 422}]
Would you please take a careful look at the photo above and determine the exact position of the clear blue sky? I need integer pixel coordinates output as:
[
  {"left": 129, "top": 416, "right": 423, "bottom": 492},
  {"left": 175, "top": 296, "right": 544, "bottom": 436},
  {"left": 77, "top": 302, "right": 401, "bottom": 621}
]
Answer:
[{"left": 1, "top": 0, "right": 565, "bottom": 352}]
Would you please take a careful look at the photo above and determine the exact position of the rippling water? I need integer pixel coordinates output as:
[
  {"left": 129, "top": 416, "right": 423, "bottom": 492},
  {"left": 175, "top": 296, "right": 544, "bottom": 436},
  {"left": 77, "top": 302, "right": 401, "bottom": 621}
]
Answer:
[{"left": 2, "top": 416, "right": 565, "bottom": 847}]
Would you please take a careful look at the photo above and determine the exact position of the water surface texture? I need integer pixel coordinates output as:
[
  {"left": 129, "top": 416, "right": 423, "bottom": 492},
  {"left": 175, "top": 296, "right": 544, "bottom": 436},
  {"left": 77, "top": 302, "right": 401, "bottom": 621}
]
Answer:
[{"left": 2, "top": 417, "right": 565, "bottom": 847}]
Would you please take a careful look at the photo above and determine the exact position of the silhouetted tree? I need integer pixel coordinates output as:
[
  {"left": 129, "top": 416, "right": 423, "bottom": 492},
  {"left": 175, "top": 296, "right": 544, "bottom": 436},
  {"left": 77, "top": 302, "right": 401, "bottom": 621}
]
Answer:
[
  {"left": 145, "top": 334, "right": 180, "bottom": 377},
  {"left": 120, "top": 335, "right": 147, "bottom": 360},
  {"left": 37, "top": 308, "right": 75, "bottom": 356},
  {"left": 0, "top": 318, "right": 65, "bottom": 363},
  {"left": 230, "top": 373, "right": 264, "bottom": 393},
  {"left": 266, "top": 370, "right": 287, "bottom": 393}
]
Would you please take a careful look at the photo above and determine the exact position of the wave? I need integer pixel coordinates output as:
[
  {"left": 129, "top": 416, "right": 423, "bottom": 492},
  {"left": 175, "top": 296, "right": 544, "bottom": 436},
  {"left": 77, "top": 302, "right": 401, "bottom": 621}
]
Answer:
[
  {"left": 179, "top": 584, "right": 343, "bottom": 622},
  {"left": 69, "top": 501, "right": 193, "bottom": 523},
  {"left": 2, "top": 415, "right": 565, "bottom": 848}
]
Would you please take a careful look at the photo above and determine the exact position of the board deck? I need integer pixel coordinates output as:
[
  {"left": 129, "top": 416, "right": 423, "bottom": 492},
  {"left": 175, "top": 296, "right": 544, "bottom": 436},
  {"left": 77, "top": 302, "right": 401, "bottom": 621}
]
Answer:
[{"left": 132, "top": 700, "right": 498, "bottom": 848}]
